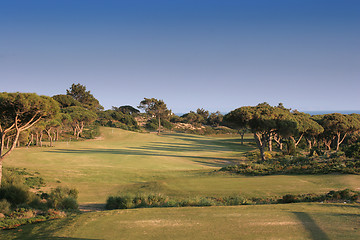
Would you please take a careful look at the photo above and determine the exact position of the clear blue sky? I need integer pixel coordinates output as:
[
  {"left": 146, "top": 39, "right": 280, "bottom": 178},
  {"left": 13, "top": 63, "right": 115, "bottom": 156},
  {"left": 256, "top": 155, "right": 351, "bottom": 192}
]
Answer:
[{"left": 1, "top": 0, "right": 359, "bottom": 113}]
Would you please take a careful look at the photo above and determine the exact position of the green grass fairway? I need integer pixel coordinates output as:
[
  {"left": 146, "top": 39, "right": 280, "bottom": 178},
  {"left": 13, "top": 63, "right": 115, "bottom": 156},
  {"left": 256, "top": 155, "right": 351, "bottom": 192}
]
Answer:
[
  {"left": 2, "top": 203, "right": 359, "bottom": 240},
  {"left": 2, "top": 127, "right": 360, "bottom": 239},
  {"left": 4, "top": 127, "right": 360, "bottom": 203}
]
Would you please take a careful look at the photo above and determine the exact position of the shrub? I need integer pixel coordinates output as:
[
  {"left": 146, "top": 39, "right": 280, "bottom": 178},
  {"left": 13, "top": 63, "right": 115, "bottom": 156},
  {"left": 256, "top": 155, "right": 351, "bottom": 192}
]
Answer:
[
  {"left": 280, "top": 194, "right": 298, "bottom": 203},
  {"left": 47, "top": 187, "right": 79, "bottom": 210},
  {"left": 0, "top": 199, "right": 11, "bottom": 214},
  {"left": 145, "top": 118, "right": 173, "bottom": 131},
  {"left": 344, "top": 143, "right": 360, "bottom": 159},
  {"left": 60, "top": 197, "right": 78, "bottom": 210},
  {"left": 0, "top": 185, "right": 32, "bottom": 206},
  {"left": 105, "top": 195, "right": 134, "bottom": 209}
]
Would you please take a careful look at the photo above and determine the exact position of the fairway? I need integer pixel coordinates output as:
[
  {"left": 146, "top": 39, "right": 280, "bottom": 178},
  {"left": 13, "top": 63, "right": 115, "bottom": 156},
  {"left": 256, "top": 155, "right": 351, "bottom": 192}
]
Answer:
[
  {"left": 2, "top": 203, "right": 360, "bottom": 240},
  {"left": 4, "top": 127, "right": 360, "bottom": 203},
  {"left": 2, "top": 127, "right": 360, "bottom": 239}
]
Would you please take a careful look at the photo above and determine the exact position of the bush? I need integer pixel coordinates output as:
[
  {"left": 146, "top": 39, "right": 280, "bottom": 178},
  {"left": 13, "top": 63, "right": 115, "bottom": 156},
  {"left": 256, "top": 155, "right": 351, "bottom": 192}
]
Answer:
[
  {"left": 145, "top": 118, "right": 173, "bottom": 131},
  {"left": 0, "top": 185, "right": 33, "bottom": 206},
  {"left": 106, "top": 195, "right": 134, "bottom": 209},
  {"left": 0, "top": 199, "right": 11, "bottom": 214},
  {"left": 280, "top": 194, "right": 298, "bottom": 203},
  {"left": 345, "top": 143, "right": 360, "bottom": 159},
  {"left": 47, "top": 187, "right": 79, "bottom": 210},
  {"left": 82, "top": 123, "right": 101, "bottom": 139},
  {"left": 219, "top": 156, "right": 360, "bottom": 175},
  {"left": 60, "top": 197, "right": 78, "bottom": 210}
]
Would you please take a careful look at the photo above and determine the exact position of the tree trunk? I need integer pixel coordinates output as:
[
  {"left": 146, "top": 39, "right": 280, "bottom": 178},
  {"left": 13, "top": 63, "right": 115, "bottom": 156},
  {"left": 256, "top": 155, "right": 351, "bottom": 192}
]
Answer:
[
  {"left": 158, "top": 116, "right": 161, "bottom": 135},
  {"left": 46, "top": 129, "right": 53, "bottom": 147},
  {"left": 0, "top": 158, "right": 2, "bottom": 187},
  {"left": 39, "top": 131, "right": 43, "bottom": 147},
  {"left": 268, "top": 133, "right": 273, "bottom": 152},
  {"left": 27, "top": 134, "right": 34, "bottom": 147},
  {"left": 307, "top": 139, "right": 312, "bottom": 150},
  {"left": 273, "top": 134, "right": 283, "bottom": 150},
  {"left": 0, "top": 132, "right": 4, "bottom": 157},
  {"left": 6, "top": 136, "right": 10, "bottom": 149},
  {"left": 240, "top": 131, "right": 244, "bottom": 145},
  {"left": 324, "top": 139, "right": 332, "bottom": 151},
  {"left": 35, "top": 132, "right": 39, "bottom": 146},
  {"left": 336, "top": 132, "right": 347, "bottom": 151},
  {"left": 254, "top": 132, "right": 266, "bottom": 161}
]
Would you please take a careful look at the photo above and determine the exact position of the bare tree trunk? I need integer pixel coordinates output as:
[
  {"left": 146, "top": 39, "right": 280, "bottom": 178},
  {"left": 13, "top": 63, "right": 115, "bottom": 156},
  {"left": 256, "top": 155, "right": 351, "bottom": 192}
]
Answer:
[
  {"left": 46, "top": 129, "right": 53, "bottom": 147},
  {"left": 268, "top": 133, "right": 273, "bottom": 152},
  {"left": 273, "top": 134, "right": 283, "bottom": 150},
  {"left": 0, "top": 158, "right": 2, "bottom": 187},
  {"left": 0, "top": 133, "right": 4, "bottom": 157},
  {"left": 254, "top": 132, "right": 266, "bottom": 161},
  {"left": 158, "top": 116, "right": 161, "bottom": 135},
  {"left": 336, "top": 132, "right": 347, "bottom": 151},
  {"left": 240, "top": 130, "right": 245, "bottom": 145},
  {"left": 35, "top": 132, "right": 39, "bottom": 146},
  {"left": 27, "top": 133, "right": 34, "bottom": 147},
  {"left": 307, "top": 139, "right": 312, "bottom": 150},
  {"left": 290, "top": 133, "right": 304, "bottom": 149},
  {"left": 39, "top": 131, "right": 43, "bottom": 147},
  {"left": 324, "top": 139, "right": 332, "bottom": 151}
]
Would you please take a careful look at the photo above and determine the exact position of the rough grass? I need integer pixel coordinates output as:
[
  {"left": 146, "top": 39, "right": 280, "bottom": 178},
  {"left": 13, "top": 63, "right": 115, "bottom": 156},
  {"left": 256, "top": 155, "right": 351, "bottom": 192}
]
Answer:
[{"left": 2, "top": 203, "right": 359, "bottom": 240}]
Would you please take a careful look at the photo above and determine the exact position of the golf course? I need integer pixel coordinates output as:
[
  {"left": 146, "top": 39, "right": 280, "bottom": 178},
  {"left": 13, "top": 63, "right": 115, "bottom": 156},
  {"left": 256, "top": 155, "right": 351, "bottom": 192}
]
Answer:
[{"left": 1, "top": 127, "right": 359, "bottom": 239}]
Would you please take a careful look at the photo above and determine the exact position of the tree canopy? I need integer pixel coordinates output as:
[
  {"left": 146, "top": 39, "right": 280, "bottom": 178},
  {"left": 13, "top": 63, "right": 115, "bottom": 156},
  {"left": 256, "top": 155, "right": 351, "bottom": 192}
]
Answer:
[
  {"left": 0, "top": 92, "right": 60, "bottom": 184},
  {"left": 66, "top": 83, "right": 103, "bottom": 111}
]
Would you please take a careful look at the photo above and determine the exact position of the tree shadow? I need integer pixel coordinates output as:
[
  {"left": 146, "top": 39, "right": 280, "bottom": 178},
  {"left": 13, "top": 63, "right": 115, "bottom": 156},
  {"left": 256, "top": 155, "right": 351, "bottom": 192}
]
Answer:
[
  {"left": 160, "top": 133, "right": 255, "bottom": 152},
  {"left": 45, "top": 132, "right": 256, "bottom": 167},
  {"left": 47, "top": 148, "right": 235, "bottom": 167},
  {"left": 3, "top": 216, "right": 102, "bottom": 240},
  {"left": 292, "top": 212, "right": 330, "bottom": 240},
  {"left": 79, "top": 203, "right": 105, "bottom": 212}
]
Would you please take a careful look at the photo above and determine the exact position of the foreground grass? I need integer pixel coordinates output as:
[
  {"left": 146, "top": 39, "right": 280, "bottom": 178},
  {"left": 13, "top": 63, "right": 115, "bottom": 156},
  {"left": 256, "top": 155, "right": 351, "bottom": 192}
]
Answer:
[
  {"left": 2, "top": 203, "right": 359, "bottom": 240},
  {"left": 4, "top": 127, "right": 360, "bottom": 203}
]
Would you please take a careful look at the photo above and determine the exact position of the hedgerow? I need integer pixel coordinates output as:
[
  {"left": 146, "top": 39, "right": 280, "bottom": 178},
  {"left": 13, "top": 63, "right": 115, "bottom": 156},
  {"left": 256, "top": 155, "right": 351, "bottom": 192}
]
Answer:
[{"left": 219, "top": 156, "right": 360, "bottom": 175}]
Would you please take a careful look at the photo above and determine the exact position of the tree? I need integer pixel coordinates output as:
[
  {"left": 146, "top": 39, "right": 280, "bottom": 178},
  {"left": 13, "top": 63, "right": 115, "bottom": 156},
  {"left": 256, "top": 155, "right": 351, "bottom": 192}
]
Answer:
[
  {"left": 196, "top": 108, "right": 209, "bottom": 124},
  {"left": 0, "top": 93, "right": 59, "bottom": 185},
  {"left": 225, "top": 103, "right": 296, "bottom": 161},
  {"left": 112, "top": 105, "right": 140, "bottom": 115},
  {"left": 207, "top": 111, "right": 224, "bottom": 127},
  {"left": 52, "top": 94, "right": 82, "bottom": 108},
  {"left": 181, "top": 112, "right": 204, "bottom": 127},
  {"left": 291, "top": 111, "right": 324, "bottom": 149},
  {"left": 66, "top": 83, "right": 103, "bottom": 111},
  {"left": 43, "top": 118, "right": 61, "bottom": 147},
  {"left": 318, "top": 113, "right": 360, "bottom": 151},
  {"left": 62, "top": 106, "right": 97, "bottom": 139},
  {"left": 138, "top": 98, "right": 170, "bottom": 135}
]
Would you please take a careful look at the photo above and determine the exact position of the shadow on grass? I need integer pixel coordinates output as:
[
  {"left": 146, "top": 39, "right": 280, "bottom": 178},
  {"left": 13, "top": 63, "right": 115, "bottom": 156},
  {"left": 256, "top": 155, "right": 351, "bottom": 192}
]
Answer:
[
  {"left": 46, "top": 133, "right": 255, "bottom": 167},
  {"left": 293, "top": 212, "right": 330, "bottom": 240},
  {"left": 47, "top": 147, "right": 239, "bottom": 167},
  {"left": 3, "top": 216, "right": 101, "bottom": 240},
  {"left": 79, "top": 203, "right": 105, "bottom": 212}
]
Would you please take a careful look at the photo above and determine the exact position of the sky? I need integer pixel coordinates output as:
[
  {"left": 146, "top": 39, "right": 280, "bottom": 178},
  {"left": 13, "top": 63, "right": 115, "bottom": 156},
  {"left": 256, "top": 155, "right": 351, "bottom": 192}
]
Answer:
[{"left": 0, "top": 0, "right": 359, "bottom": 113}]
